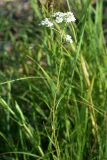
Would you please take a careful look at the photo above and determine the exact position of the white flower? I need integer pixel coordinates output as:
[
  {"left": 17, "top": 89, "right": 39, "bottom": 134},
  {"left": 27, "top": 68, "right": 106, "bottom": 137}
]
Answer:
[
  {"left": 52, "top": 12, "right": 65, "bottom": 18},
  {"left": 40, "top": 18, "right": 53, "bottom": 27},
  {"left": 52, "top": 12, "right": 65, "bottom": 23},
  {"left": 52, "top": 11, "right": 76, "bottom": 24},
  {"left": 40, "top": 11, "right": 76, "bottom": 27},
  {"left": 55, "top": 17, "right": 63, "bottom": 23},
  {"left": 64, "top": 12, "right": 76, "bottom": 23},
  {"left": 66, "top": 34, "right": 73, "bottom": 44}
]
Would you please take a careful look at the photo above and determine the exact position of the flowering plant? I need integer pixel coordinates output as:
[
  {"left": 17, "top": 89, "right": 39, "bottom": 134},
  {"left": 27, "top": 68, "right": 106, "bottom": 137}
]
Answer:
[{"left": 40, "top": 11, "right": 76, "bottom": 44}]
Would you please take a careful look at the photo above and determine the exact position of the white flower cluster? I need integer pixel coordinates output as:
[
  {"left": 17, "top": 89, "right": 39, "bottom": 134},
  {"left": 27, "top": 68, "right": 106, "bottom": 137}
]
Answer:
[
  {"left": 40, "top": 18, "right": 54, "bottom": 27},
  {"left": 40, "top": 11, "right": 76, "bottom": 44},
  {"left": 65, "top": 34, "right": 73, "bottom": 44},
  {"left": 52, "top": 11, "right": 76, "bottom": 23},
  {"left": 40, "top": 11, "right": 76, "bottom": 27}
]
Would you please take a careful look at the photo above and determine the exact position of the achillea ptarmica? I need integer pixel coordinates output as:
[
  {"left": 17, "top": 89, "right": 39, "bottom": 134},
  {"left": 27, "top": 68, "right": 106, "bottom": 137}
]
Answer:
[
  {"left": 40, "top": 18, "right": 54, "bottom": 27},
  {"left": 40, "top": 11, "right": 76, "bottom": 43},
  {"left": 52, "top": 11, "right": 76, "bottom": 23},
  {"left": 65, "top": 34, "right": 73, "bottom": 44}
]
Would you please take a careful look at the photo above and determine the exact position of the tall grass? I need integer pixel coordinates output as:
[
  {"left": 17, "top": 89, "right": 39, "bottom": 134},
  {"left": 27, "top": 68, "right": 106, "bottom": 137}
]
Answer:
[{"left": 0, "top": 0, "right": 107, "bottom": 159}]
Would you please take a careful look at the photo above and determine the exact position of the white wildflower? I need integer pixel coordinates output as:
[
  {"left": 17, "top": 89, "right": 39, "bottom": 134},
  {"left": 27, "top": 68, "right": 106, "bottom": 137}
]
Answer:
[
  {"left": 40, "top": 18, "right": 53, "bottom": 27},
  {"left": 52, "top": 12, "right": 65, "bottom": 23},
  {"left": 66, "top": 34, "right": 73, "bottom": 44},
  {"left": 64, "top": 12, "right": 76, "bottom": 23},
  {"left": 55, "top": 17, "right": 63, "bottom": 23},
  {"left": 52, "top": 12, "right": 65, "bottom": 18},
  {"left": 52, "top": 11, "right": 76, "bottom": 24}
]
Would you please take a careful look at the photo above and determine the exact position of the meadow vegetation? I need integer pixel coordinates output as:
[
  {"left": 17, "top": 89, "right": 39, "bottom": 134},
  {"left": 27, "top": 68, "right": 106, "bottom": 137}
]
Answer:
[{"left": 0, "top": 0, "right": 107, "bottom": 159}]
